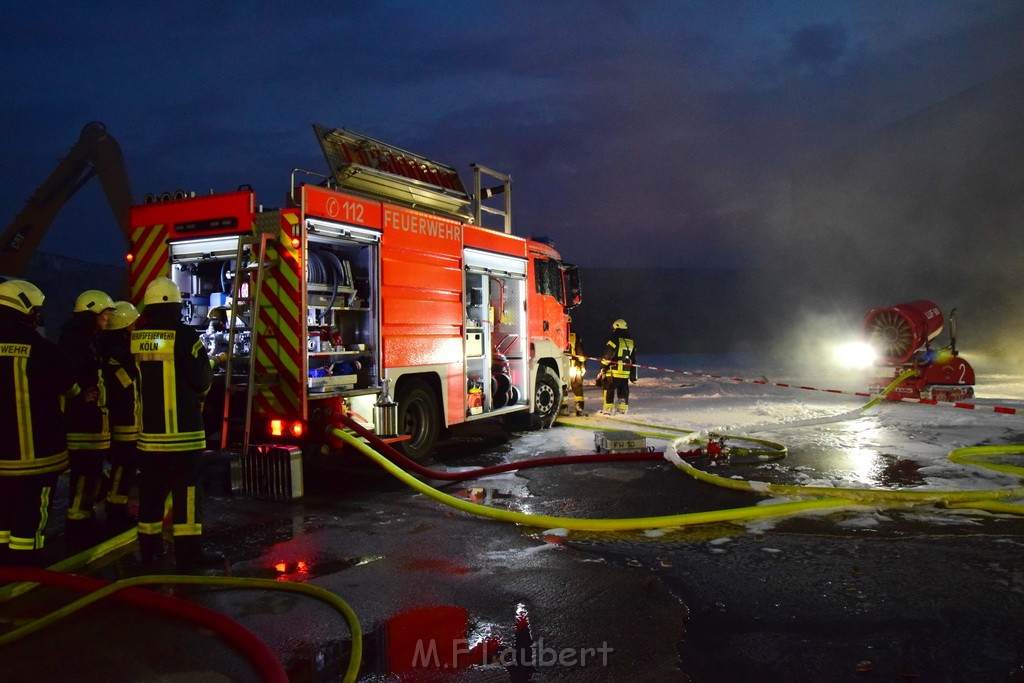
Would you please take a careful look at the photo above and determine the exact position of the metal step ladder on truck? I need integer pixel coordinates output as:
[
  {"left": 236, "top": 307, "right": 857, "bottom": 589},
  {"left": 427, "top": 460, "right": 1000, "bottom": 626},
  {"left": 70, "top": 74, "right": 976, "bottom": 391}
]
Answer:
[{"left": 126, "top": 124, "right": 582, "bottom": 496}]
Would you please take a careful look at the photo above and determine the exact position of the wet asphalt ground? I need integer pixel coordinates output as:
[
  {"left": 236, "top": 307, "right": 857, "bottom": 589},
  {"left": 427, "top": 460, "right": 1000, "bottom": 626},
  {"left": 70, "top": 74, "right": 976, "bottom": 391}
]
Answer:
[{"left": 3, "top": 385, "right": 1024, "bottom": 682}]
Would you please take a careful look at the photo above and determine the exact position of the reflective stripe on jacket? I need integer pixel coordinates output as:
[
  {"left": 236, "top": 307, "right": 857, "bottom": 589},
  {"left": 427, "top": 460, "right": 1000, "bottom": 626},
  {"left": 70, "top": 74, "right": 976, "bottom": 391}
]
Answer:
[
  {"left": 104, "top": 356, "right": 141, "bottom": 443},
  {"left": 65, "top": 366, "right": 110, "bottom": 450},
  {"left": 601, "top": 331, "right": 636, "bottom": 379},
  {"left": 0, "top": 317, "right": 76, "bottom": 475},
  {"left": 132, "top": 310, "right": 212, "bottom": 453}
]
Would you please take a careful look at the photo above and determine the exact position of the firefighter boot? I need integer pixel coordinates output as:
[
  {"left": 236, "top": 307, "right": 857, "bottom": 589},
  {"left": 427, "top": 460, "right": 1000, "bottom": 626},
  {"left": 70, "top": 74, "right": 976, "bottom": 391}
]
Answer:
[
  {"left": 617, "top": 401, "right": 629, "bottom": 415},
  {"left": 65, "top": 517, "right": 107, "bottom": 552},
  {"left": 5, "top": 548, "right": 47, "bottom": 568},
  {"left": 138, "top": 532, "right": 165, "bottom": 565},
  {"left": 67, "top": 473, "right": 101, "bottom": 521},
  {"left": 104, "top": 502, "right": 137, "bottom": 534},
  {"left": 174, "top": 535, "right": 225, "bottom": 571},
  {"left": 575, "top": 400, "right": 586, "bottom": 417}
]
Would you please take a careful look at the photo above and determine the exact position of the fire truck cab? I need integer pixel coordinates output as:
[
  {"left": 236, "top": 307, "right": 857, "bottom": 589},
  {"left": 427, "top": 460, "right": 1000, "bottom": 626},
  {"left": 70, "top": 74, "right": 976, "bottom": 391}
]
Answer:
[{"left": 127, "top": 125, "right": 581, "bottom": 467}]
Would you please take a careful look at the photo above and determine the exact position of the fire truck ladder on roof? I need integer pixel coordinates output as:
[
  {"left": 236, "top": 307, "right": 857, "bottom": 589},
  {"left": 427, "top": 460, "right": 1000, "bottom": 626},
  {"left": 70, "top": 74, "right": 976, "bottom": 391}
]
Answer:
[
  {"left": 220, "top": 232, "right": 275, "bottom": 454},
  {"left": 471, "top": 164, "right": 512, "bottom": 234}
]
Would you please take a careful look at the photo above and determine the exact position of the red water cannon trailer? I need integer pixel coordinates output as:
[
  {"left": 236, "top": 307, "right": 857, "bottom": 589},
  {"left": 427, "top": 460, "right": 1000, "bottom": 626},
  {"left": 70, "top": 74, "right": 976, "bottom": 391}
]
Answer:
[
  {"left": 863, "top": 299, "right": 974, "bottom": 402},
  {"left": 126, "top": 125, "right": 582, "bottom": 489}
]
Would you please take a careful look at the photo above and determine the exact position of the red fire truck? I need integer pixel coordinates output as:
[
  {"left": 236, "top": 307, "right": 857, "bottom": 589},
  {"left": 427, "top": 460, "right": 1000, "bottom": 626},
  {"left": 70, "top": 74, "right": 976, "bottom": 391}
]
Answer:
[{"left": 126, "top": 125, "right": 581, "bottom": 475}]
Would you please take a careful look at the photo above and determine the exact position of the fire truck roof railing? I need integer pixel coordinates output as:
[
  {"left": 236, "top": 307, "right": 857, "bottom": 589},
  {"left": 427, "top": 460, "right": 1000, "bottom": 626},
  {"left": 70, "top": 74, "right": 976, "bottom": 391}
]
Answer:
[{"left": 313, "top": 124, "right": 473, "bottom": 221}]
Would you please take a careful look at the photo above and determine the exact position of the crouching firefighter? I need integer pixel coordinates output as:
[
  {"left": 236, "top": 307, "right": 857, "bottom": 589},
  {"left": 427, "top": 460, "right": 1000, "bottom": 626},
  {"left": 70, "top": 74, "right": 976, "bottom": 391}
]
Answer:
[
  {"left": 597, "top": 318, "right": 636, "bottom": 415},
  {"left": 131, "top": 277, "right": 224, "bottom": 570}
]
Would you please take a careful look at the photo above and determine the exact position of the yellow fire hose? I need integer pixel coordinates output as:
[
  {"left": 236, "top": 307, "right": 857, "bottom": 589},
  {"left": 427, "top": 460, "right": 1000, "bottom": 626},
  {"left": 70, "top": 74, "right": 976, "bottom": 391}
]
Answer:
[
  {"left": 13, "top": 365, "right": 997, "bottom": 683},
  {"left": 329, "top": 426, "right": 856, "bottom": 530},
  {"left": 942, "top": 445, "right": 1024, "bottom": 514},
  {"left": 333, "top": 366, "right": 1024, "bottom": 530},
  {"left": 7, "top": 367, "right": 1018, "bottom": 683},
  {"left": 331, "top": 371, "right": 915, "bottom": 531},
  {"left": 662, "top": 368, "right": 1024, "bottom": 511},
  {"left": 666, "top": 444, "right": 1024, "bottom": 505}
]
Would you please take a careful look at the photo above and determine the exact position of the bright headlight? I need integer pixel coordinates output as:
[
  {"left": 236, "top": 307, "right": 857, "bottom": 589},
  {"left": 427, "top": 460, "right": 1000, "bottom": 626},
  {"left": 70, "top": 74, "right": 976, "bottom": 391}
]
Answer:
[{"left": 834, "top": 341, "right": 877, "bottom": 369}]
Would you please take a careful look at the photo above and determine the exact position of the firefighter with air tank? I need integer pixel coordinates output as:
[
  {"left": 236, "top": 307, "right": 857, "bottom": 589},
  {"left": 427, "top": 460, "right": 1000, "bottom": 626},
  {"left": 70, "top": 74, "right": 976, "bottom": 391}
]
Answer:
[
  {"left": 131, "top": 277, "right": 224, "bottom": 570},
  {"left": 597, "top": 318, "right": 636, "bottom": 415},
  {"left": 0, "top": 278, "right": 76, "bottom": 566},
  {"left": 59, "top": 289, "right": 117, "bottom": 547},
  {"left": 99, "top": 300, "right": 142, "bottom": 532},
  {"left": 568, "top": 331, "right": 587, "bottom": 416}
]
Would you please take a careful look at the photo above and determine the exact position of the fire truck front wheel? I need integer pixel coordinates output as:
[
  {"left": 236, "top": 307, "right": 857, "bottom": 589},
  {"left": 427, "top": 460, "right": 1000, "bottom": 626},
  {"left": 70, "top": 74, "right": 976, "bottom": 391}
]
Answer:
[
  {"left": 531, "top": 366, "right": 563, "bottom": 429},
  {"left": 394, "top": 379, "right": 440, "bottom": 462}
]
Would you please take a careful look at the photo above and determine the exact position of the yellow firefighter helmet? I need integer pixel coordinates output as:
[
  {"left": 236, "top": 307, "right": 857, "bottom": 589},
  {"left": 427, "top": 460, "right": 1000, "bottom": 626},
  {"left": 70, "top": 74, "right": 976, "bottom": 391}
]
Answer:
[
  {"left": 143, "top": 277, "right": 182, "bottom": 305},
  {"left": 74, "top": 289, "right": 116, "bottom": 313},
  {"left": 612, "top": 318, "right": 628, "bottom": 330},
  {"left": 107, "top": 300, "right": 140, "bottom": 330},
  {"left": 0, "top": 278, "right": 45, "bottom": 315}
]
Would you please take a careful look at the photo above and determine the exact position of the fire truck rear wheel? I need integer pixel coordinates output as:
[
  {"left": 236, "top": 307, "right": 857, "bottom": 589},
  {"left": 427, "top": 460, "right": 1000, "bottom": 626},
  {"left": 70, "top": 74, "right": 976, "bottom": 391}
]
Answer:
[{"left": 394, "top": 379, "right": 440, "bottom": 462}]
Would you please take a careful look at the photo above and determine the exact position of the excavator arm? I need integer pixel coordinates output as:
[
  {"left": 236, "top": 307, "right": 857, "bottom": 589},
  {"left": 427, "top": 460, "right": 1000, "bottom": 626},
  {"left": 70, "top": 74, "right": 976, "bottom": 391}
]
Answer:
[{"left": 0, "top": 121, "right": 133, "bottom": 275}]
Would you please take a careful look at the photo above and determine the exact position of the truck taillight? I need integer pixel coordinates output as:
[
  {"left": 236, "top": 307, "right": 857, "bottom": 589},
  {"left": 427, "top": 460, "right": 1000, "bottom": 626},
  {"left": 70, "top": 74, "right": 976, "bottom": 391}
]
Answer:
[{"left": 269, "top": 419, "right": 304, "bottom": 438}]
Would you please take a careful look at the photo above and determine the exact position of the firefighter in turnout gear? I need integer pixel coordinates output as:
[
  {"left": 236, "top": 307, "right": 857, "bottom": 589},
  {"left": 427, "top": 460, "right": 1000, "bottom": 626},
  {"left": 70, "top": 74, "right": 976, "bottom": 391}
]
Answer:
[
  {"left": 0, "top": 278, "right": 76, "bottom": 566},
  {"left": 568, "top": 332, "right": 587, "bottom": 416},
  {"left": 99, "top": 301, "right": 141, "bottom": 532},
  {"left": 59, "top": 289, "right": 116, "bottom": 546},
  {"left": 598, "top": 318, "right": 636, "bottom": 415},
  {"left": 132, "top": 277, "right": 223, "bottom": 570}
]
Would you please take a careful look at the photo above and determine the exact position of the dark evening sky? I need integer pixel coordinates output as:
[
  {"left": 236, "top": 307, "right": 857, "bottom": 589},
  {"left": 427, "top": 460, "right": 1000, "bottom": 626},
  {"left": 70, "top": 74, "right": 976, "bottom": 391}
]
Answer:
[{"left": 2, "top": 1, "right": 1021, "bottom": 272}]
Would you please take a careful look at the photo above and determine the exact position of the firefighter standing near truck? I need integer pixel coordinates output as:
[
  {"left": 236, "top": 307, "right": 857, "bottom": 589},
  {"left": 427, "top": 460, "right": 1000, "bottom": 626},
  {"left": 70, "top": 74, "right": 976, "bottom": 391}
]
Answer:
[
  {"left": 59, "top": 289, "right": 116, "bottom": 546},
  {"left": 132, "top": 277, "right": 223, "bottom": 570},
  {"left": 0, "top": 278, "right": 76, "bottom": 566},
  {"left": 568, "top": 331, "right": 587, "bottom": 416},
  {"left": 597, "top": 319, "right": 636, "bottom": 415},
  {"left": 99, "top": 300, "right": 141, "bottom": 532}
]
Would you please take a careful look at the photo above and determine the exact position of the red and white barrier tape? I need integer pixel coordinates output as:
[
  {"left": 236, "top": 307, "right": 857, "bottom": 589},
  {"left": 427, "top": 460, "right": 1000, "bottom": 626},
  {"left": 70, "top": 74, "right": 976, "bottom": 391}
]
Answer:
[{"left": 586, "top": 357, "right": 1023, "bottom": 416}]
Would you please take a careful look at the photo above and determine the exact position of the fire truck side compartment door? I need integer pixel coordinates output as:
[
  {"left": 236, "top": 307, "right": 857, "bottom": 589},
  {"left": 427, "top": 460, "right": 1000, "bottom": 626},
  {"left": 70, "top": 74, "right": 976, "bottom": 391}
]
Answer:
[{"left": 463, "top": 248, "right": 528, "bottom": 414}]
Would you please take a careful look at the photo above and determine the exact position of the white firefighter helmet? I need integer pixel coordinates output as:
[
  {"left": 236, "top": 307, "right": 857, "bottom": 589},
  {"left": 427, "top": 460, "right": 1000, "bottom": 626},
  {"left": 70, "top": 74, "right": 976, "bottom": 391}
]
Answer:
[
  {"left": 0, "top": 278, "right": 45, "bottom": 315},
  {"left": 612, "top": 318, "right": 628, "bottom": 330},
  {"left": 143, "top": 277, "right": 182, "bottom": 305},
  {"left": 74, "top": 289, "right": 116, "bottom": 314},
  {"left": 107, "top": 300, "right": 140, "bottom": 330}
]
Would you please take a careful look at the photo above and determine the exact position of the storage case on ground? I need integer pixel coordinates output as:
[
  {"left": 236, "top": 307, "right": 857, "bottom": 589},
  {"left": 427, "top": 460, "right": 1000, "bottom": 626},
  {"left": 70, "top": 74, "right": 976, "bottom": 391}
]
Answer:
[{"left": 593, "top": 430, "right": 647, "bottom": 453}]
